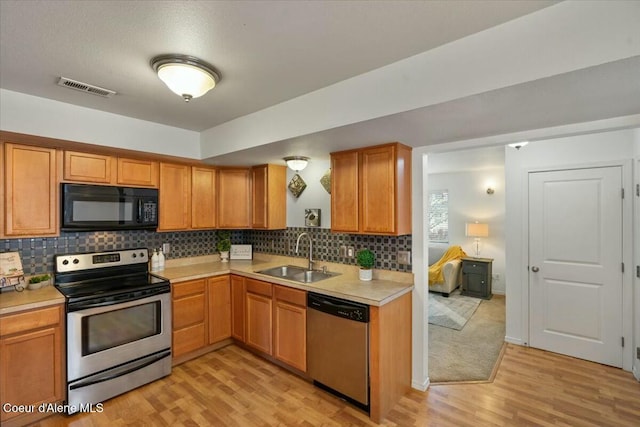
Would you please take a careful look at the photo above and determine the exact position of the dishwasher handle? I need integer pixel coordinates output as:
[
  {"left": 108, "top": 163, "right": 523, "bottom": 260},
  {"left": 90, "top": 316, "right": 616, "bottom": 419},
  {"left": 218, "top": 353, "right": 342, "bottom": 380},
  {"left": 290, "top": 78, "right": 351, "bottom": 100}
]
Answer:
[{"left": 307, "top": 292, "right": 369, "bottom": 323}]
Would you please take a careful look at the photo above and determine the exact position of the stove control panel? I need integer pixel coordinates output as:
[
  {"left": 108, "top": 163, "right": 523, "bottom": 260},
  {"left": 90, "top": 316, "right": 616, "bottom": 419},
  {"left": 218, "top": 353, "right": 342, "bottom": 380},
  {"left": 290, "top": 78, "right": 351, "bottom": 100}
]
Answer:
[{"left": 55, "top": 248, "right": 149, "bottom": 273}]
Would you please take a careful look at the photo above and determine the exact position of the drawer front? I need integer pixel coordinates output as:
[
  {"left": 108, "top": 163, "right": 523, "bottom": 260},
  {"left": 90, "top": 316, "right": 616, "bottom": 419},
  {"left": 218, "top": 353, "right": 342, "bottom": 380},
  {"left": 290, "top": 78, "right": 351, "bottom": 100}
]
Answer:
[
  {"left": 172, "top": 279, "right": 206, "bottom": 298},
  {"left": 246, "top": 278, "right": 272, "bottom": 297},
  {"left": 274, "top": 285, "right": 306, "bottom": 306},
  {"left": 462, "top": 262, "right": 487, "bottom": 274},
  {"left": 0, "top": 305, "right": 62, "bottom": 337}
]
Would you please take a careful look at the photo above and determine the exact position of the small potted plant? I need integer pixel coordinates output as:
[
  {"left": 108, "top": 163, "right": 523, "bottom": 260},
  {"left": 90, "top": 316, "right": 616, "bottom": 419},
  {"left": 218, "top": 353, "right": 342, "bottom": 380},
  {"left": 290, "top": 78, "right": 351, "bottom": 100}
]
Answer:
[
  {"left": 356, "top": 248, "right": 375, "bottom": 281},
  {"left": 27, "top": 273, "right": 51, "bottom": 290},
  {"left": 216, "top": 230, "right": 232, "bottom": 262}
]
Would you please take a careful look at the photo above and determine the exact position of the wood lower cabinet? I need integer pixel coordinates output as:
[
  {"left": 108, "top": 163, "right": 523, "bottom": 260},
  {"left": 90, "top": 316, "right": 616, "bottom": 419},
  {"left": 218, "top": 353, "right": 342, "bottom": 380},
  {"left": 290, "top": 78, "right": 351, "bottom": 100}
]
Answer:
[
  {"left": 172, "top": 279, "right": 206, "bottom": 358},
  {"left": 273, "top": 285, "right": 306, "bottom": 372},
  {"left": 251, "top": 164, "right": 286, "bottom": 230},
  {"left": 245, "top": 279, "right": 273, "bottom": 355},
  {"left": 230, "top": 275, "right": 246, "bottom": 342},
  {"left": 217, "top": 167, "right": 251, "bottom": 229},
  {"left": 331, "top": 142, "right": 412, "bottom": 235},
  {"left": 2, "top": 143, "right": 58, "bottom": 237},
  {"left": 207, "top": 276, "right": 231, "bottom": 344},
  {"left": 0, "top": 304, "right": 64, "bottom": 427},
  {"left": 158, "top": 162, "right": 191, "bottom": 231}
]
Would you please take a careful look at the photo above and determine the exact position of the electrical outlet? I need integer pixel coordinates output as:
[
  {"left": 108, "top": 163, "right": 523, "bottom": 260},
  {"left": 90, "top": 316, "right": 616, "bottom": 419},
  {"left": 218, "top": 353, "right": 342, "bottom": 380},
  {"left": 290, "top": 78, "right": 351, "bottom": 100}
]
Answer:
[
  {"left": 347, "top": 246, "right": 355, "bottom": 258},
  {"left": 398, "top": 250, "right": 411, "bottom": 265},
  {"left": 339, "top": 245, "right": 346, "bottom": 257},
  {"left": 162, "top": 243, "right": 170, "bottom": 254}
]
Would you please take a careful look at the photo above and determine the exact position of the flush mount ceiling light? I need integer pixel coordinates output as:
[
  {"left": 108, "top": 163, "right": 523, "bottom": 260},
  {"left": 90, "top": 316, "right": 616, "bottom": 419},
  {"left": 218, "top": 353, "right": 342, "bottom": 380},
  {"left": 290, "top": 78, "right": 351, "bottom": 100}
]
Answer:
[
  {"left": 151, "top": 54, "right": 221, "bottom": 102},
  {"left": 283, "top": 156, "right": 310, "bottom": 172}
]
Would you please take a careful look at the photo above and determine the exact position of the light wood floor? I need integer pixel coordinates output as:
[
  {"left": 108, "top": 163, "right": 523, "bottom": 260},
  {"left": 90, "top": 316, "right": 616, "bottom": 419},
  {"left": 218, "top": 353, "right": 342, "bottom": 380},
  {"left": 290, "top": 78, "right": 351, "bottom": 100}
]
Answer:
[{"left": 35, "top": 344, "right": 640, "bottom": 426}]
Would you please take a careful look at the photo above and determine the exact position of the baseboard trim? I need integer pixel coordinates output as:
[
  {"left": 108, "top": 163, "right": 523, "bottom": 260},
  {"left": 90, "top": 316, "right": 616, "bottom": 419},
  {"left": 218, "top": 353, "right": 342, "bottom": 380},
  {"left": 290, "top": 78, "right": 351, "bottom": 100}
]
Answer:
[
  {"left": 412, "top": 377, "right": 429, "bottom": 392},
  {"left": 633, "top": 365, "right": 640, "bottom": 382},
  {"left": 504, "top": 336, "right": 523, "bottom": 346}
]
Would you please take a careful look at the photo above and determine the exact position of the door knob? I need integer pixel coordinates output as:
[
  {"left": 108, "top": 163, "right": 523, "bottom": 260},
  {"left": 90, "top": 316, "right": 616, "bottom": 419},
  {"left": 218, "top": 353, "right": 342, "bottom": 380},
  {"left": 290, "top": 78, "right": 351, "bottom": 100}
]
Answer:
[{"left": 531, "top": 266, "right": 540, "bottom": 272}]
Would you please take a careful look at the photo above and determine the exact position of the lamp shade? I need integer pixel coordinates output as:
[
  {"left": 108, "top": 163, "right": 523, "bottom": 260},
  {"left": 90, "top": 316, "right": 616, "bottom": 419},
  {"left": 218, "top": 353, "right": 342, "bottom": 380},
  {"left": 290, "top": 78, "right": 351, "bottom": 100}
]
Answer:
[
  {"left": 466, "top": 222, "right": 489, "bottom": 237},
  {"left": 283, "top": 156, "right": 309, "bottom": 171},
  {"left": 151, "top": 54, "right": 220, "bottom": 102}
]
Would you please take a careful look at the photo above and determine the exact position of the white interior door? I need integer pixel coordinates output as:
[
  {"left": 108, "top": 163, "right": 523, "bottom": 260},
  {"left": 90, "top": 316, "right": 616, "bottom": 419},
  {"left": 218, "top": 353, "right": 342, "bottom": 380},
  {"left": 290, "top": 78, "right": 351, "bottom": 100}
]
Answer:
[{"left": 529, "top": 166, "right": 623, "bottom": 367}]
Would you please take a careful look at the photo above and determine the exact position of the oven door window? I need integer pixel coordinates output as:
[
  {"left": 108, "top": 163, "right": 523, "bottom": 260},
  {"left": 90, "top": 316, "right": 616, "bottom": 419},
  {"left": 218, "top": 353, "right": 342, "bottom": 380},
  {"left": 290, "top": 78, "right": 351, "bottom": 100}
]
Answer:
[{"left": 82, "top": 301, "right": 161, "bottom": 355}]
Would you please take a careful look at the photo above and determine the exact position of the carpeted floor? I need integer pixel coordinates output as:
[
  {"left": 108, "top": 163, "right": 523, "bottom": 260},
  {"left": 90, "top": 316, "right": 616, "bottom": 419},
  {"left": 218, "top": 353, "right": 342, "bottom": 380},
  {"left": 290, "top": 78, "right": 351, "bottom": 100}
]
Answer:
[{"left": 428, "top": 290, "right": 505, "bottom": 383}]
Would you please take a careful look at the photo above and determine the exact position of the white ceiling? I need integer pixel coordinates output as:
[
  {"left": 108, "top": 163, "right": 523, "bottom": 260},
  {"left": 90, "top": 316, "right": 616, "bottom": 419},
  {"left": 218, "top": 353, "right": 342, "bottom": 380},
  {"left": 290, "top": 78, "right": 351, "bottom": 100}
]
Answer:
[{"left": 1, "top": 1, "right": 639, "bottom": 166}]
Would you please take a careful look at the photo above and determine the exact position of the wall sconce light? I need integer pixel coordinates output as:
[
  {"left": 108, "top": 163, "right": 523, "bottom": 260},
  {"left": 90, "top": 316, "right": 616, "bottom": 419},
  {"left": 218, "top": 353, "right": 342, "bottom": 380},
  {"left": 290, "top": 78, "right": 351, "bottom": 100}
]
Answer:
[
  {"left": 466, "top": 222, "right": 489, "bottom": 258},
  {"left": 151, "top": 54, "right": 221, "bottom": 102},
  {"left": 486, "top": 187, "right": 495, "bottom": 195},
  {"left": 508, "top": 141, "right": 529, "bottom": 150},
  {"left": 283, "top": 156, "right": 310, "bottom": 172}
]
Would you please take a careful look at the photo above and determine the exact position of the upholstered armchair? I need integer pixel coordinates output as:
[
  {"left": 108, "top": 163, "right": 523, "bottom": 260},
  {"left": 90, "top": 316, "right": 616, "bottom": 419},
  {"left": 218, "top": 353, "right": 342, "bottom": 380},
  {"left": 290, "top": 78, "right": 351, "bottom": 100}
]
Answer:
[{"left": 428, "top": 244, "right": 464, "bottom": 297}]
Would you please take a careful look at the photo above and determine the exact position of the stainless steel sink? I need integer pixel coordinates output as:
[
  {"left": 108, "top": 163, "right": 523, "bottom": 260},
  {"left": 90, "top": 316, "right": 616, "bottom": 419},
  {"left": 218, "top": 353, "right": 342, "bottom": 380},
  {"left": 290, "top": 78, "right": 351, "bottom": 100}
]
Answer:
[
  {"left": 256, "top": 265, "right": 339, "bottom": 283},
  {"left": 257, "top": 265, "right": 307, "bottom": 278},
  {"left": 290, "top": 270, "right": 339, "bottom": 283}
]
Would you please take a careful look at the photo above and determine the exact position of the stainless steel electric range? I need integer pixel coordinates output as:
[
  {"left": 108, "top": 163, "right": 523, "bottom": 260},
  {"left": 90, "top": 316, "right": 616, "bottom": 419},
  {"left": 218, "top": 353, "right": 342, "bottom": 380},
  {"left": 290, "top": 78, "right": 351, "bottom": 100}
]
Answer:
[{"left": 54, "top": 248, "right": 171, "bottom": 413}]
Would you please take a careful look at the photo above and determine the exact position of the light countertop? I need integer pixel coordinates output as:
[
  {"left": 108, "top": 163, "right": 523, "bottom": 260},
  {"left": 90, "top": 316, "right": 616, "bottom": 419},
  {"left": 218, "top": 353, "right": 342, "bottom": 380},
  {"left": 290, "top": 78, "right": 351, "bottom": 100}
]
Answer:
[
  {"left": 0, "top": 254, "right": 414, "bottom": 314},
  {"left": 160, "top": 256, "right": 413, "bottom": 307}
]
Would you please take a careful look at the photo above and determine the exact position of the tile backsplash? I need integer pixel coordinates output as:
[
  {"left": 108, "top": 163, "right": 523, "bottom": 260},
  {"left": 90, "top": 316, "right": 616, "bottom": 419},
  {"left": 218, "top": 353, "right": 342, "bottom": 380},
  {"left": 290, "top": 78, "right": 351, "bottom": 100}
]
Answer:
[{"left": 1, "top": 228, "right": 412, "bottom": 275}]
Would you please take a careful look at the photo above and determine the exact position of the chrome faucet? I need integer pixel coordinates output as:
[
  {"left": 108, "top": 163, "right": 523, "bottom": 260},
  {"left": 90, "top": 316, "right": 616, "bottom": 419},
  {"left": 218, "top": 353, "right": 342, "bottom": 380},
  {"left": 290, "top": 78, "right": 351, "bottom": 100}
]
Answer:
[{"left": 295, "top": 232, "right": 314, "bottom": 271}]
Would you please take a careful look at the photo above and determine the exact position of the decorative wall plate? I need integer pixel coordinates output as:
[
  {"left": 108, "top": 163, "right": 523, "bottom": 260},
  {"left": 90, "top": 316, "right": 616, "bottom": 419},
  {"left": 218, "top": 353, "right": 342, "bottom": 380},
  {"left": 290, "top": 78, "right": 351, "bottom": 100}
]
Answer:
[
  {"left": 288, "top": 173, "right": 307, "bottom": 198},
  {"left": 320, "top": 169, "right": 331, "bottom": 194}
]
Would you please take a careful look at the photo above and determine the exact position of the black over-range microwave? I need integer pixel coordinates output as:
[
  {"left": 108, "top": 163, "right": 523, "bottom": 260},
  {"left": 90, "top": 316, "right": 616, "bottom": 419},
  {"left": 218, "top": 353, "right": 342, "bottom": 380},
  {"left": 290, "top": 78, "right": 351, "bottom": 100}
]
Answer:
[{"left": 61, "top": 183, "right": 158, "bottom": 231}]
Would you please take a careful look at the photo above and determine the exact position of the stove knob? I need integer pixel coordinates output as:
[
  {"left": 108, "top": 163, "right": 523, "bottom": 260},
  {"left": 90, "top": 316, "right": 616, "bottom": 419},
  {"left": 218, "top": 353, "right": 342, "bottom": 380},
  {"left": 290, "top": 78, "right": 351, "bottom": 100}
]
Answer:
[
  {"left": 62, "top": 259, "right": 69, "bottom": 265},
  {"left": 140, "top": 252, "right": 145, "bottom": 258},
  {"left": 72, "top": 258, "right": 79, "bottom": 264},
  {"left": 132, "top": 253, "right": 137, "bottom": 258}
]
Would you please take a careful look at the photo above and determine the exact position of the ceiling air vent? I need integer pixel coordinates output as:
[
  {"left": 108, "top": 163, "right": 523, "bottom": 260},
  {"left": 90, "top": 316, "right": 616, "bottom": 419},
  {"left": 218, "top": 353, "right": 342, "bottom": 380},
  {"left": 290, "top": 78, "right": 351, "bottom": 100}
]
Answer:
[{"left": 57, "top": 77, "right": 116, "bottom": 98}]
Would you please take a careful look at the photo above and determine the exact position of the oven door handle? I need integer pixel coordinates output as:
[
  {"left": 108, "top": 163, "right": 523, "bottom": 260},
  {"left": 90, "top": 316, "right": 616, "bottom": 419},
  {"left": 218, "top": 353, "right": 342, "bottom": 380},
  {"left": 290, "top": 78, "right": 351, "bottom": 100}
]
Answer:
[
  {"left": 68, "top": 286, "right": 170, "bottom": 311},
  {"left": 69, "top": 349, "right": 171, "bottom": 391}
]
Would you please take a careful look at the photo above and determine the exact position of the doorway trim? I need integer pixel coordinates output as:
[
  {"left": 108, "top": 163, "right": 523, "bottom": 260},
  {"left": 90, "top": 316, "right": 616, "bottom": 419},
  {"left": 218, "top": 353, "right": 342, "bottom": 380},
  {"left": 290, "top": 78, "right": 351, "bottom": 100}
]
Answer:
[{"left": 518, "top": 159, "right": 634, "bottom": 371}]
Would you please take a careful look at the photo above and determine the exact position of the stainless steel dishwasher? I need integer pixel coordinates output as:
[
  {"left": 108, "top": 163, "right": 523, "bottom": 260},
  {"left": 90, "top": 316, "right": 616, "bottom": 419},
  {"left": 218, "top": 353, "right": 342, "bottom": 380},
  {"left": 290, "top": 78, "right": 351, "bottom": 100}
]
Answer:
[{"left": 307, "top": 292, "right": 369, "bottom": 412}]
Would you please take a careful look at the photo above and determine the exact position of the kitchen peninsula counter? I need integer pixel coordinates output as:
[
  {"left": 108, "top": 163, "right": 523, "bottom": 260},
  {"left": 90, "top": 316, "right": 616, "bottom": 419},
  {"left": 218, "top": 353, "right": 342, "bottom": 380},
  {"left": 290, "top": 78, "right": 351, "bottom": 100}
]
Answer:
[{"left": 159, "top": 255, "right": 413, "bottom": 307}]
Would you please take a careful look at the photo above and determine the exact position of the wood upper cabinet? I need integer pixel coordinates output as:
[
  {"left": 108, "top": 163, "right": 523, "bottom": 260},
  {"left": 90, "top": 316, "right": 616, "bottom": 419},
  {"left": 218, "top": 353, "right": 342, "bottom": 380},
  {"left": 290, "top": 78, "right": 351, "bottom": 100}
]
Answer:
[
  {"left": 330, "top": 150, "right": 359, "bottom": 233},
  {"left": 3, "top": 143, "right": 58, "bottom": 236},
  {"left": 158, "top": 162, "right": 191, "bottom": 231},
  {"left": 191, "top": 166, "right": 217, "bottom": 229},
  {"left": 0, "top": 304, "right": 64, "bottom": 427},
  {"left": 117, "top": 157, "right": 159, "bottom": 187},
  {"left": 230, "top": 275, "right": 246, "bottom": 342},
  {"left": 273, "top": 285, "right": 307, "bottom": 372},
  {"left": 217, "top": 167, "right": 251, "bottom": 229},
  {"left": 172, "top": 279, "right": 207, "bottom": 358},
  {"left": 64, "top": 150, "right": 112, "bottom": 183},
  {"left": 331, "top": 142, "right": 412, "bottom": 235},
  {"left": 245, "top": 279, "right": 273, "bottom": 355},
  {"left": 207, "top": 275, "right": 231, "bottom": 344},
  {"left": 251, "top": 164, "right": 286, "bottom": 230}
]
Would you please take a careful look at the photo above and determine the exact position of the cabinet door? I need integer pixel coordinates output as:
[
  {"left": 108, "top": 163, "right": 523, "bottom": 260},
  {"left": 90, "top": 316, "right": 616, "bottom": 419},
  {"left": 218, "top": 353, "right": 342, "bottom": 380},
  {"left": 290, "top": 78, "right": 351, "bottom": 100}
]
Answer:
[
  {"left": 252, "top": 164, "right": 286, "bottom": 230},
  {"left": 359, "top": 145, "right": 395, "bottom": 234},
  {"left": 172, "top": 280, "right": 206, "bottom": 358},
  {"left": 63, "top": 150, "right": 113, "bottom": 183},
  {"left": 208, "top": 276, "right": 231, "bottom": 344},
  {"left": 331, "top": 150, "right": 359, "bottom": 232},
  {"left": 117, "top": 158, "right": 158, "bottom": 187},
  {"left": 230, "top": 275, "right": 246, "bottom": 342},
  {"left": 192, "top": 166, "right": 217, "bottom": 229},
  {"left": 246, "top": 292, "right": 273, "bottom": 355},
  {"left": 159, "top": 163, "right": 191, "bottom": 231},
  {"left": 273, "top": 285, "right": 306, "bottom": 372},
  {"left": 0, "top": 306, "right": 64, "bottom": 426},
  {"left": 3, "top": 143, "right": 58, "bottom": 236},
  {"left": 217, "top": 168, "right": 251, "bottom": 228}
]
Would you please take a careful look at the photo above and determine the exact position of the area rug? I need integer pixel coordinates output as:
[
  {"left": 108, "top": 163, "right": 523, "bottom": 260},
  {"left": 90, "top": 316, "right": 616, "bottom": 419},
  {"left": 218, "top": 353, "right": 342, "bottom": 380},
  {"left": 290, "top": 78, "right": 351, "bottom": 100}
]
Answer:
[{"left": 428, "top": 291, "right": 481, "bottom": 330}]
